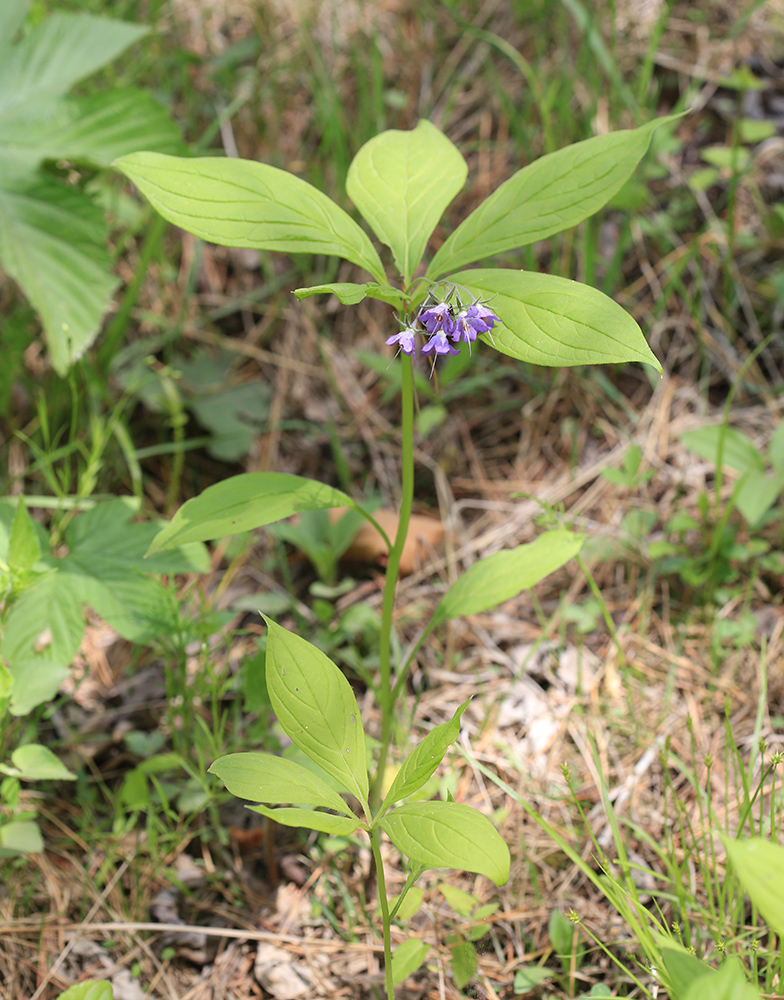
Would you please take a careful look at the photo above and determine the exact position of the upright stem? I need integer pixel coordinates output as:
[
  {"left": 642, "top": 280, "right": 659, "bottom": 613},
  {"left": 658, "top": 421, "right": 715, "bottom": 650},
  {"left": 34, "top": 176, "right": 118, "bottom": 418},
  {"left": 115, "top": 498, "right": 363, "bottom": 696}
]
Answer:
[
  {"left": 369, "top": 829, "right": 395, "bottom": 1000},
  {"left": 371, "top": 355, "right": 415, "bottom": 808}
]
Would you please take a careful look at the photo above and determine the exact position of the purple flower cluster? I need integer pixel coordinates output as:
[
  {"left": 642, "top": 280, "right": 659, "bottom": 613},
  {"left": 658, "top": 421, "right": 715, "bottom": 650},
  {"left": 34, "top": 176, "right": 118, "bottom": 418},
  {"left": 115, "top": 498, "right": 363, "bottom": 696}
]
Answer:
[{"left": 386, "top": 299, "right": 499, "bottom": 362}]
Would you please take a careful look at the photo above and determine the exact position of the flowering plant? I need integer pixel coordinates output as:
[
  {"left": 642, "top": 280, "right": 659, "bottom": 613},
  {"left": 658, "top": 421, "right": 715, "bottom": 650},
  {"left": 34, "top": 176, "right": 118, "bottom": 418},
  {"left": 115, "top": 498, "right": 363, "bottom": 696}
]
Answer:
[{"left": 115, "top": 116, "right": 667, "bottom": 996}]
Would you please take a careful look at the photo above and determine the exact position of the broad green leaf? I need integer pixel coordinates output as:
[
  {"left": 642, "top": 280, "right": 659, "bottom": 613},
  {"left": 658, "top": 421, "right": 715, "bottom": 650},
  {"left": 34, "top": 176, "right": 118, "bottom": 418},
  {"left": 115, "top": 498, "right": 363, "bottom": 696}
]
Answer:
[
  {"left": 383, "top": 701, "right": 470, "bottom": 807},
  {"left": 0, "top": 89, "right": 184, "bottom": 177},
  {"left": 378, "top": 801, "right": 510, "bottom": 885},
  {"left": 452, "top": 269, "right": 662, "bottom": 372},
  {"left": 660, "top": 943, "right": 716, "bottom": 999},
  {"left": 56, "top": 984, "right": 113, "bottom": 1000},
  {"left": 0, "top": 14, "right": 148, "bottom": 118},
  {"left": 114, "top": 152, "right": 386, "bottom": 284},
  {"left": 6, "top": 744, "right": 76, "bottom": 781},
  {"left": 0, "top": 569, "right": 84, "bottom": 715},
  {"left": 513, "top": 967, "right": 554, "bottom": 994},
  {"left": 440, "top": 883, "right": 478, "bottom": 917},
  {"left": 391, "top": 938, "right": 430, "bottom": 986},
  {"left": 450, "top": 941, "right": 478, "bottom": 989},
  {"left": 0, "top": 662, "right": 12, "bottom": 718},
  {"left": 683, "top": 958, "right": 760, "bottom": 1000},
  {"left": 249, "top": 804, "right": 362, "bottom": 836},
  {"left": 431, "top": 529, "right": 583, "bottom": 628},
  {"left": 347, "top": 120, "right": 467, "bottom": 285},
  {"left": 428, "top": 115, "right": 677, "bottom": 278},
  {"left": 0, "top": 178, "right": 118, "bottom": 375},
  {"left": 8, "top": 496, "right": 41, "bottom": 574},
  {"left": 767, "top": 419, "right": 784, "bottom": 475},
  {"left": 265, "top": 620, "right": 369, "bottom": 805},
  {"left": 0, "top": 820, "right": 44, "bottom": 856},
  {"left": 147, "top": 473, "right": 357, "bottom": 554},
  {"left": 723, "top": 836, "right": 784, "bottom": 937},
  {"left": 209, "top": 752, "right": 355, "bottom": 817},
  {"left": 681, "top": 426, "right": 764, "bottom": 473},
  {"left": 0, "top": 0, "right": 28, "bottom": 59},
  {"left": 734, "top": 470, "right": 784, "bottom": 528},
  {"left": 389, "top": 885, "right": 424, "bottom": 921},
  {"left": 294, "top": 282, "right": 407, "bottom": 307}
]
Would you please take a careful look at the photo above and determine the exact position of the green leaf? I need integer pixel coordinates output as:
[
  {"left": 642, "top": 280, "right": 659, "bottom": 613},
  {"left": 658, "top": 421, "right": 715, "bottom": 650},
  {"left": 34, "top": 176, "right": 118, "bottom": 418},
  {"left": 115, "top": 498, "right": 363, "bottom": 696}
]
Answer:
[
  {"left": 452, "top": 269, "right": 662, "bottom": 372},
  {"left": 439, "top": 883, "right": 478, "bottom": 917},
  {"left": 683, "top": 958, "right": 761, "bottom": 1000},
  {"left": 0, "top": 569, "right": 85, "bottom": 715},
  {"left": 56, "top": 983, "right": 114, "bottom": 1000},
  {"left": 450, "top": 941, "right": 478, "bottom": 989},
  {"left": 391, "top": 938, "right": 430, "bottom": 986},
  {"left": 8, "top": 496, "right": 41, "bottom": 575},
  {"left": 723, "top": 836, "right": 784, "bottom": 938},
  {"left": 681, "top": 426, "right": 764, "bottom": 473},
  {"left": 513, "top": 966, "right": 554, "bottom": 994},
  {"left": 347, "top": 120, "right": 467, "bottom": 285},
  {"left": 209, "top": 752, "right": 355, "bottom": 817},
  {"left": 114, "top": 152, "right": 386, "bottom": 283},
  {"left": 0, "top": 0, "right": 29, "bottom": 57},
  {"left": 431, "top": 529, "right": 584, "bottom": 628},
  {"left": 294, "top": 282, "right": 407, "bottom": 307},
  {"left": 0, "top": 819, "right": 44, "bottom": 856},
  {"left": 734, "top": 471, "right": 784, "bottom": 528},
  {"left": 0, "top": 89, "right": 185, "bottom": 176},
  {"left": 248, "top": 804, "right": 362, "bottom": 836},
  {"left": 5, "top": 744, "right": 76, "bottom": 781},
  {"left": 264, "top": 620, "right": 369, "bottom": 805},
  {"left": 378, "top": 801, "right": 510, "bottom": 885},
  {"left": 660, "top": 944, "right": 716, "bottom": 999},
  {"left": 427, "top": 115, "right": 677, "bottom": 278},
  {"left": 383, "top": 701, "right": 470, "bottom": 807},
  {"left": 0, "top": 177, "right": 119, "bottom": 376},
  {"left": 147, "top": 473, "right": 357, "bottom": 554},
  {"left": 0, "top": 13, "right": 148, "bottom": 118}
]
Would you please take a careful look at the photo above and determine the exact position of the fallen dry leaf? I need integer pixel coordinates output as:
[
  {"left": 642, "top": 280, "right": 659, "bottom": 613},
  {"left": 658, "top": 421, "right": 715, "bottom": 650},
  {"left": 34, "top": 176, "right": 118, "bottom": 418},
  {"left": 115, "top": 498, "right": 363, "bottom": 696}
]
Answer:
[{"left": 331, "top": 507, "right": 444, "bottom": 576}]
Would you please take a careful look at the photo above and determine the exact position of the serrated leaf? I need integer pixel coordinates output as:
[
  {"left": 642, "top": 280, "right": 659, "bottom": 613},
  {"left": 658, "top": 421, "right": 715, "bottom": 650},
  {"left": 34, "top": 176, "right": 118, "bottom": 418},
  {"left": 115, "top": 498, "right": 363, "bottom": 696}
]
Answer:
[
  {"left": 391, "top": 937, "right": 430, "bottom": 985},
  {"left": 347, "top": 120, "right": 467, "bottom": 285},
  {"left": 428, "top": 115, "right": 678, "bottom": 278},
  {"left": 8, "top": 496, "right": 41, "bottom": 574},
  {"left": 114, "top": 152, "right": 386, "bottom": 283},
  {"left": 383, "top": 701, "right": 469, "bottom": 807},
  {"left": 452, "top": 269, "right": 661, "bottom": 372},
  {"left": 294, "top": 282, "right": 407, "bottom": 306},
  {"left": 0, "top": 570, "right": 84, "bottom": 715},
  {"left": 7, "top": 744, "right": 76, "bottom": 781},
  {"left": 0, "top": 177, "right": 119, "bottom": 375},
  {"left": 147, "top": 473, "right": 357, "bottom": 553},
  {"left": 209, "top": 752, "right": 355, "bottom": 816},
  {"left": 265, "top": 620, "right": 368, "bottom": 805},
  {"left": 0, "top": 89, "right": 185, "bottom": 176},
  {"left": 249, "top": 804, "right": 362, "bottom": 836},
  {"left": 378, "top": 801, "right": 510, "bottom": 885},
  {"left": 0, "top": 13, "right": 148, "bottom": 118},
  {"left": 723, "top": 836, "right": 784, "bottom": 938},
  {"left": 431, "top": 530, "right": 583, "bottom": 628}
]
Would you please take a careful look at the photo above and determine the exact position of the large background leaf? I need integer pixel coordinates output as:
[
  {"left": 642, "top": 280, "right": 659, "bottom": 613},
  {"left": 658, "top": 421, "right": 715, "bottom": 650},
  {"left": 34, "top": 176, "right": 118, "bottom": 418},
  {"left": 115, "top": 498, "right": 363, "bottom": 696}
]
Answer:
[
  {"left": 346, "top": 120, "right": 467, "bottom": 285},
  {"left": 114, "top": 152, "right": 387, "bottom": 283},
  {"left": 453, "top": 269, "right": 662, "bottom": 372},
  {"left": 428, "top": 115, "right": 676, "bottom": 277}
]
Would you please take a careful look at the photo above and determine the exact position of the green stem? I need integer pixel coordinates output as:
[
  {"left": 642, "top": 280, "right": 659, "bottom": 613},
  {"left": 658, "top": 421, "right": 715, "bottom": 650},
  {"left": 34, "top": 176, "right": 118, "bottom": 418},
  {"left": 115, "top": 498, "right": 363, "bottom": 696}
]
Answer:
[
  {"left": 371, "top": 355, "right": 415, "bottom": 809},
  {"left": 369, "top": 829, "right": 395, "bottom": 1000}
]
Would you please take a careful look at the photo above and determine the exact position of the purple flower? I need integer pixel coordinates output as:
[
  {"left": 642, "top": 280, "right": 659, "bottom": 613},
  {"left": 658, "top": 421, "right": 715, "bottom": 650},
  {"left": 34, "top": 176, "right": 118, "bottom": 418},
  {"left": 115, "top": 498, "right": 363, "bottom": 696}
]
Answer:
[
  {"left": 386, "top": 327, "right": 418, "bottom": 356},
  {"left": 417, "top": 302, "right": 455, "bottom": 337},
  {"left": 421, "top": 331, "right": 460, "bottom": 357},
  {"left": 452, "top": 304, "right": 499, "bottom": 342}
]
